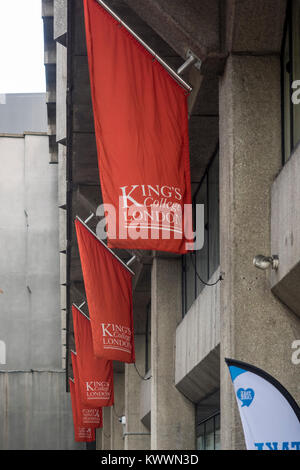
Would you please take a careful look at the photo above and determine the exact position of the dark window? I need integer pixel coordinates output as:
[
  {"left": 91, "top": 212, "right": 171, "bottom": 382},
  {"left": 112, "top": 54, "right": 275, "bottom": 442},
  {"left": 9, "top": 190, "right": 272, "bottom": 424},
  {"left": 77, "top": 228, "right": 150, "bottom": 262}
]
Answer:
[
  {"left": 196, "top": 413, "right": 220, "bottom": 450},
  {"left": 282, "top": 0, "right": 300, "bottom": 164},
  {"left": 182, "top": 150, "right": 220, "bottom": 316}
]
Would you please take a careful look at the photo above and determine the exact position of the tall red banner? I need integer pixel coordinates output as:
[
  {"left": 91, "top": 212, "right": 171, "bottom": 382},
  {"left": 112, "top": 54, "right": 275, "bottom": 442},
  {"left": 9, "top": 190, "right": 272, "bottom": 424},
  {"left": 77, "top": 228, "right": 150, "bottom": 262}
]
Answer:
[
  {"left": 83, "top": 0, "right": 192, "bottom": 254},
  {"left": 74, "top": 221, "right": 135, "bottom": 363},
  {"left": 72, "top": 304, "right": 115, "bottom": 405},
  {"left": 69, "top": 379, "right": 95, "bottom": 443},
  {"left": 71, "top": 351, "right": 103, "bottom": 428}
]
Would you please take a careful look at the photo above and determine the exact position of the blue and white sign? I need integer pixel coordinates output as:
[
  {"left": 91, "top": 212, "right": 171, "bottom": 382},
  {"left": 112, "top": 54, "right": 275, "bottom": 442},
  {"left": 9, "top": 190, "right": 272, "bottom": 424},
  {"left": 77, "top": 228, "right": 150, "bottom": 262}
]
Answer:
[{"left": 226, "top": 358, "right": 300, "bottom": 450}]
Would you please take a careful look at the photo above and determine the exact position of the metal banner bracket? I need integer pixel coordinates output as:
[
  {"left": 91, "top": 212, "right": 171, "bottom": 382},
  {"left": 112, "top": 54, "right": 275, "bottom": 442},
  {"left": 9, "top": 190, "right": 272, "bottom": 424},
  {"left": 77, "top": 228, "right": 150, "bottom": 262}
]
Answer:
[
  {"left": 177, "top": 49, "right": 202, "bottom": 75},
  {"left": 84, "top": 213, "right": 94, "bottom": 224}
]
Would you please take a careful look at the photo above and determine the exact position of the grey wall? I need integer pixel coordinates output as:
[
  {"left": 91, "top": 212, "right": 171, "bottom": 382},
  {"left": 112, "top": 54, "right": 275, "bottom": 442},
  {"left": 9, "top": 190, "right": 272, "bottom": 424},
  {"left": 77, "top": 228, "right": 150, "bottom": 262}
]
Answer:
[
  {"left": 0, "top": 94, "right": 47, "bottom": 134},
  {"left": 0, "top": 371, "right": 79, "bottom": 450},
  {"left": 0, "top": 134, "right": 61, "bottom": 369},
  {"left": 0, "top": 134, "right": 83, "bottom": 449},
  {"left": 271, "top": 144, "right": 300, "bottom": 318}
]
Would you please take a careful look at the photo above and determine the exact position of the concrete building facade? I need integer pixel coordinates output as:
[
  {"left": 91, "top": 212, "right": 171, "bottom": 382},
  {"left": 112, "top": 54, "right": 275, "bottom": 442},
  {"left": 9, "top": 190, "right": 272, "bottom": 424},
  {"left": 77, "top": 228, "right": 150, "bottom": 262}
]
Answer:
[
  {"left": 45, "top": 0, "right": 300, "bottom": 450},
  {"left": 0, "top": 94, "right": 82, "bottom": 449}
]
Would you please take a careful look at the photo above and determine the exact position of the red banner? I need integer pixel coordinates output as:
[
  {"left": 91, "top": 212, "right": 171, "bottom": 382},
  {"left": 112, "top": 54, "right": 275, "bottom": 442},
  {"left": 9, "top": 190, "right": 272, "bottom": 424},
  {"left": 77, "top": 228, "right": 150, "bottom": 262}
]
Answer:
[
  {"left": 74, "top": 221, "right": 135, "bottom": 363},
  {"left": 69, "top": 378, "right": 95, "bottom": 443},
  {"left": 72, "top": 304, "right": 115, "bottom": 404},
  {"left": 71, "top": 351, "right": 103, "bottom": 428},
  {"left": 83, "top": 0, "right": 192, "bottom": 254}
]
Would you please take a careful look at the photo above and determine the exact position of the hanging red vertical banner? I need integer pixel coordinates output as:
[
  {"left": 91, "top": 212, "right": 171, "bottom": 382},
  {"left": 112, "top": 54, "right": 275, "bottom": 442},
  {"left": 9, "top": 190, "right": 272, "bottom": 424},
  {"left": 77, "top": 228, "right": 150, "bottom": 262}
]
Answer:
[
  {"left": 69, "top": 378, "right": 95, "bottom": 443},
  {"left": 72, "top": 303, "right": 116, "bottom": 402},
  {"left": 71, "top": 351, "right": 103, "bottom": 428},
  {"left": 74, "top": 220, "right": 135, "bottom": 363},
  {"left": 83, "top": 0, "right": 193, "bottom": 254}
]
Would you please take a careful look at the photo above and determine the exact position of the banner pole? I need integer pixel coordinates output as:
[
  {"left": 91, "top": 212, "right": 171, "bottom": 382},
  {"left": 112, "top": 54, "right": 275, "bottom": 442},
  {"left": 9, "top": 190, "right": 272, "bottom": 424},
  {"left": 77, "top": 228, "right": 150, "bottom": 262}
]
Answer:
[
  {"left": 126, "top": 255, "right": 136, "bottom": 267},
  {"left": 73, "top": 303, "right": 91, "bottom": 322},
  {"left": 75, "top": 215, "right": 135, "bottom": 276},
  {"left": 94, "top": 0, "right": 193, "bottom": 93}
]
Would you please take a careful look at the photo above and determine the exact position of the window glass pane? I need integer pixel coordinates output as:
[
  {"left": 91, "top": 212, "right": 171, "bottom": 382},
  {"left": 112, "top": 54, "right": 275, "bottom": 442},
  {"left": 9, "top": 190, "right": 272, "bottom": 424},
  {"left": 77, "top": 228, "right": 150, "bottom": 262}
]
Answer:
[
  {"left": 205, "top": 416, "right": 214, "bottom": 435},
  {"left": 182, "top": 151, "right": 219, "bottom": 313},
  {"left": 196, "top": 414, "right": 220, "bottom": 450},
  {"left": 185, "top": 251, "right": 195, "bottom": 313},
  {"left": 215, "top": 414, "right": 221, "bottom": 450},
  {"left": 196, "top": 435, "right": 205, "bottom": 450},
  {"left": 293, "top": 0, "right": 300, "bottom": 148},
  {"left": 205, "top": 431, "right": 215, "bottom": 450},
  {"left": 196, "top": 424, "right": 205, "bottom": 450},
  {"left": 208, "top": 153, "right": 220, "bottom": 278},
  {"left": 195, "top": 174, "right": 208, "bottom": 296},
  {"left": 204, "top": 419, "right": 214, "bottom": 450},
  {"left": 283, "top": 22, "right": 291, "bottom": 162},
  {"left": 215, "top": 428, "right": 221, "bottom": 450}
]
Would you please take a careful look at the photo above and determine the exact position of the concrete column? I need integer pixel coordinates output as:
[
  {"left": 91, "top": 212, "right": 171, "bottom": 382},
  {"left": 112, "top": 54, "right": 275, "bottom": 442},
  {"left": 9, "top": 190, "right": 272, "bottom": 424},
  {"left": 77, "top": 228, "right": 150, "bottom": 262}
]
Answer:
[
  {"left": 101, "top": 407, "right": 112, "bottom": 450},
  {"left": 151, "top": 258, "right": 195, "bottom": 450},
  {"left": 124, "top": 335, "right": 150, "bottom": 450},
  {"left": 110, "top": 372, "right": 125, "bottom": 450},
  {"left": 219, "top": 55, "right": 300, "bottom": 450},
  {"left": 95, "top": 428, "right": 102, "bottom": 450}
]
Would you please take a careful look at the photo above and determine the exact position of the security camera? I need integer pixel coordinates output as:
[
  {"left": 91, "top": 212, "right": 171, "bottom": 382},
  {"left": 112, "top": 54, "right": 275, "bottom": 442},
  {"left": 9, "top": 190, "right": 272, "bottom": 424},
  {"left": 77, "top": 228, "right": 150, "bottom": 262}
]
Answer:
[
  {"left": 253, "top": 254, "right": 279, "bottom": 270},
  {"left": 118, "top": 415, "right": 126, "bottom": 425}
]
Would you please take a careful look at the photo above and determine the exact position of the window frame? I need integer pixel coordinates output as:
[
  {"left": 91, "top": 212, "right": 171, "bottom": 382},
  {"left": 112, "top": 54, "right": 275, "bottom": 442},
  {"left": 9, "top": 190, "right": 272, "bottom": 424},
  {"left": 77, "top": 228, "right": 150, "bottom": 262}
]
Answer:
[
  {"left": 182, "top": 147, "right": 220, "bottom": 317},
  {"left": 196, "top": 411, "right": 220, "bottom": 451}
]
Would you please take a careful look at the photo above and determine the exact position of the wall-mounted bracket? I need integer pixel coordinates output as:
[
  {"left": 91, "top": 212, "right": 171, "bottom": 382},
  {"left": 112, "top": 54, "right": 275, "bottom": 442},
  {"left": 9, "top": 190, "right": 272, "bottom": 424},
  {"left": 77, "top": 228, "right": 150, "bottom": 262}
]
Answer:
[{"left": 177, "top": 49, "right": 202, "bottom": 75}]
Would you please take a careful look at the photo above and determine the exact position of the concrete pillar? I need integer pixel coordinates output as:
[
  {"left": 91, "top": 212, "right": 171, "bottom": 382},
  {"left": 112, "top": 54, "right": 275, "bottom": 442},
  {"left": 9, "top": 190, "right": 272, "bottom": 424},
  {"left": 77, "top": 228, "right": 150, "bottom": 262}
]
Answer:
[
  {"left": 96, "top": 428, "right": 102, "bottom": 450},
  {"left": 151, "top": 258, "right": 195, "bottom": 450},
  {"left": 101, "top": 407, "right": 112, "bottom": 450},
  {"left": 124, "top": 335, "right": 150, "bottom": 450},
  {"left": 219, "top": 55, "right": 300, "bottom": 450},
  {"left": 110, "top": 372, "right": 125, "bottom": 450}
]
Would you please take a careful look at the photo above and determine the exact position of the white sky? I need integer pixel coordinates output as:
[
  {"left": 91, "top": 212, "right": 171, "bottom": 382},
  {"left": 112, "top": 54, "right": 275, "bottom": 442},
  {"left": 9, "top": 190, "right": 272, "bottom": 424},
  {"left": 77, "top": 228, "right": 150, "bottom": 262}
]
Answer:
[{"left": 0, "top": 0, "right": 46, "bottom": 94}]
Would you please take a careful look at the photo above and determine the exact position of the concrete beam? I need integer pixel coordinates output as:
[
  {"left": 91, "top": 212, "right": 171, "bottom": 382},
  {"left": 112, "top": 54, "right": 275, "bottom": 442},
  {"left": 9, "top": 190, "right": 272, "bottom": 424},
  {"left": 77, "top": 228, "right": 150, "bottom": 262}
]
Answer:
[
  {"left": 123, "top": 0, "right": 223, "bottom": 72},
  {"left": 56, "top": 43, "right": 67, "bottom": 144},
  {"left": 225, "top": 0, "right": 287, "bottom": 54},
  {"left": 42, "top": 0, "right": 54, "bottom": 18},
  {"left": 54, "top": 0, "right": 67, "bottom": 46}
]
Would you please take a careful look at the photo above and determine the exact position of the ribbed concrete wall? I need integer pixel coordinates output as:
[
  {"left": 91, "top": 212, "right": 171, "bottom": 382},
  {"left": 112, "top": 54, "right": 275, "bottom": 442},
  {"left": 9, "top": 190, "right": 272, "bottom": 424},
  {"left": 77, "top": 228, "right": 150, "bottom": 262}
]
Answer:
[
  {"left": 0, "top": 371, "right": 84, "bottom": 450},
  {"left": 0, "top": 134, "right": 82, "bottom": 449},
  {"left": 0, "top": 134, "right": 61, "bottom": 370}
]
